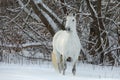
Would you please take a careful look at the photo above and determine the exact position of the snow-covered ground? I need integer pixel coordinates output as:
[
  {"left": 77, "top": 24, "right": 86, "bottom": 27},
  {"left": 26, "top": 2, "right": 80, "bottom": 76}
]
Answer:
[{"left": 0, "top": 62, "right": 120, "bottom": 80}]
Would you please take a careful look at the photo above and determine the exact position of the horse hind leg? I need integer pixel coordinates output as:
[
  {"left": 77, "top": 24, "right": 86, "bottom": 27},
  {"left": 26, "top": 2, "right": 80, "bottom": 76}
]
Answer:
[
  {"left": 58, "top": 55, "right": 63, "bottom": 73},
  {"left": 62, "top": 56, "right": 67, "bottom": 75},
  {"left": 52, "top": 50, "right": 63, "bottom": 73}
]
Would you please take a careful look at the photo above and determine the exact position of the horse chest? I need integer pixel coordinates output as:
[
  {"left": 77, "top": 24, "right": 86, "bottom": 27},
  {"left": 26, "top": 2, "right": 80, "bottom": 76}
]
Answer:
[
  {"left": 54, "top": 31, "right": 80, "bottom": 57},
  {"left": 65, "top": 34, "right": 80, "bottom": 57}
]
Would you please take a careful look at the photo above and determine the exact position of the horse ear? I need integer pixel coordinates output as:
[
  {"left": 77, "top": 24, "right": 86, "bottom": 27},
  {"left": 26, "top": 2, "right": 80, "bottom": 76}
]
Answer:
[{"left": 66, "top": 12, "right": 69, "bottom": 16}]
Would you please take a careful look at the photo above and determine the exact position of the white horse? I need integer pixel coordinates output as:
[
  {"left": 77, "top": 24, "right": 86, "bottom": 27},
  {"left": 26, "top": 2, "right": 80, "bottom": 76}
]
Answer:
[{"left": 52, "top": 13, "right": 82, "bottom": 75}]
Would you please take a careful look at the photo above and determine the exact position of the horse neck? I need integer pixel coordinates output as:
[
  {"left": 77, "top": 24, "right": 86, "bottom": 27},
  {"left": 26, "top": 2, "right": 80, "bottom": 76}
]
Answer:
[{"left": 71, "top": 24, "right": 77, "bottom": 35}]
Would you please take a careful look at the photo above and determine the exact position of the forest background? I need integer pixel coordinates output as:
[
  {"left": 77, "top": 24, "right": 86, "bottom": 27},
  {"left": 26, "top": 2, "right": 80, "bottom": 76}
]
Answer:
[{"left": 0, "top": 0, "right": 120, "bottom": 66}]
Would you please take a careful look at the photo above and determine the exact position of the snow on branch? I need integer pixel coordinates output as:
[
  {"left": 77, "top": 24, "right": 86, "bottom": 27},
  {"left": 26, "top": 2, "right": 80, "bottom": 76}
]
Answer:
[
  {"left": 58, "top": 1, "right": 78, "bottom": 12},
  {"left": 36, "top": 1, "right": 64, "bottom": 30},
  {"left": 41, "top": 10, "right": 59, "bottom": 32},
  {"left": 98, "top": 17, "right": 119, "bottom": 28},
  {"left": 29, "top": 0, "right": 61, "bottom": 35},
  {"left": 108, "top": 2, "right": 120, "bottom": 12},
  {"left": 17, "top": 0, "right": 41, "bottom": 22},
  {"left": 0, "top": 42, "right": 49, "bottom": 49},
  {"left": 38, "top": 1, "right": 62, "bottom": 23},
  {"left": 104, "top": 47, "right": 120, "bottom": 55},
  {"left": 85, "top": 0, "right": 97, "bottom": 18},
  {"left": 17, "top": 52, "right": 51, "bottom": 61},
  {"left": 3, "top": 16, "right": 39, "bottom": 41}
]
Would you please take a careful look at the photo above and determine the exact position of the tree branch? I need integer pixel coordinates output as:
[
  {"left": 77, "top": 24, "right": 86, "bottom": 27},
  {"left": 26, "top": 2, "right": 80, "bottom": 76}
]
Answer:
[
  {"left": 105, "top": 47, "right": 120, "bottom": 55},
  {"left": 17, "top": 0, "right": 41, "bottom": 22},
  {"left": 0, "top": 42, "right": 43, "bottom": 49},
  {"left": 85, "top": 0, "right": 97, "bottom": 18},
  {"left": 29, "top": 0, "right": 60, "bottom": 36}
]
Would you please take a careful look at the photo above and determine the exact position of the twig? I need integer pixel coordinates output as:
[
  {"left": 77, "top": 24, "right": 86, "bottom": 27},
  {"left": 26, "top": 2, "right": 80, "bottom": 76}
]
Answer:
[
  {"left": 105, "top": 47, "right": 120, "bottom": 55},
  {"left": 6, "top": 0, "right": 30, "bottom": 24},
  {"left": 4, "top": 16, "right": 38, "bottom": 42},
  {"left": 108, "top": 2, "right": 120, "bottom": 12},
  {"left": 98, "top": 17, "right": 119, "bottom": 28}
]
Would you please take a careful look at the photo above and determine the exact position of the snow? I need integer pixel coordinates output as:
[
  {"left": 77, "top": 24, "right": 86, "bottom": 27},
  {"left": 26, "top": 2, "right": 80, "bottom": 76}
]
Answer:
[
  {"left": 0, "top": 42, "right": 51, "bottom": 49},
  {"left": 0, "top": 63, "right": 120, "bottom": 80}
]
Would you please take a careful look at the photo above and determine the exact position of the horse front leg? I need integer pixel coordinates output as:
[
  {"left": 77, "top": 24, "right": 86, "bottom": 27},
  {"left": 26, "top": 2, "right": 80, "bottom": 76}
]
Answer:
[
  {"left": 72, "top": 64, "right": 76, "bottom": 75},
  {"left": 72, "top": 60, "right": 77, "bottom": 75},
  {"left": 63, "top": 61, "right": 67, "bottom": 75}
]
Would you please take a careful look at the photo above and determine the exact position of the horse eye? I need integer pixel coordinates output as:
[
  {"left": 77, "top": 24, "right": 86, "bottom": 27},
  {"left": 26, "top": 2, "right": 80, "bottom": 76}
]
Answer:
[{"left": 72, "top": 19, "right": 74, "bottom": 21}]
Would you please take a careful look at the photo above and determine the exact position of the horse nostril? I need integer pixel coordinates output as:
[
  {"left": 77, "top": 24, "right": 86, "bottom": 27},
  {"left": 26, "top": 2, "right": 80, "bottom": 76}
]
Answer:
[{"left": 65, "top": 27, "right": 70, "bottom": 31}]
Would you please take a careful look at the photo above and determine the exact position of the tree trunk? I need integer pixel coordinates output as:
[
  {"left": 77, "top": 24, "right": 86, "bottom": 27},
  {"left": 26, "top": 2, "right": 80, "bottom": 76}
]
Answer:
[
  {"left": 29, "top": 0, "right": 59, "bottom": 36},
  {"left": 37, "top": 1, "right": 65, "bottom": 30},
  {"left": 29, "top": 0, "right": 64, "bottom": 36},
  {"left": 97, "top": 0, "right": 104, "bottom": 63},
  {"left": 86, "top": 0, "right": 109, "bottom": 63},
  {"left": 117, "top": 27, "right": 120, "bottom": 58}
]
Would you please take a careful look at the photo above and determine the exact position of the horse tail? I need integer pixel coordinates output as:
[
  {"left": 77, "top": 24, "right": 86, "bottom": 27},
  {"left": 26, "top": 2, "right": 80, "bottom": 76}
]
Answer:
[
  {"left": 52, "top": 52, "right": 58, "bottom": 71},
  {"left": 52, "top": 51, "right": 64, "bottom": 73}
]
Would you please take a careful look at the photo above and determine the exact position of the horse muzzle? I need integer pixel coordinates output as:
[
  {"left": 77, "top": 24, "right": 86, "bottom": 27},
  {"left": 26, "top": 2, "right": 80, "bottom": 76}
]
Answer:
[{"left": 65, "top": 27, "right": 71, "bottom": 31}]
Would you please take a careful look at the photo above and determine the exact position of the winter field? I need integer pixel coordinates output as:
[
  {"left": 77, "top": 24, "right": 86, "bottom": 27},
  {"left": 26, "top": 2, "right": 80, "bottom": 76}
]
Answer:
[{"left": 0, "top": 62, "right": 120, "bottom": 80}]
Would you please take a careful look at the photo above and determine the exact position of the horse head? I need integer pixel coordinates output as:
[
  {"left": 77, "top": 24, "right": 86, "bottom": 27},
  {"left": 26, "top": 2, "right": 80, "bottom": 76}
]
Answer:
[{"left": 65, "top": 13, "right": 76, "bottom": 32}]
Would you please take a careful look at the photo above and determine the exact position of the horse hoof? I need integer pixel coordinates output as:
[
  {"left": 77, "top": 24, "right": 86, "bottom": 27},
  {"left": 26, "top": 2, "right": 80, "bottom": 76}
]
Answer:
[
  {"left": 72, "top": 69, "right": 76, "bottom": 75},
  {"left": 62, "top": 71, "right": 65, "bottom": 75},
  {"left": 73, "top": 72, "right": 75, "bottom": 75}
]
